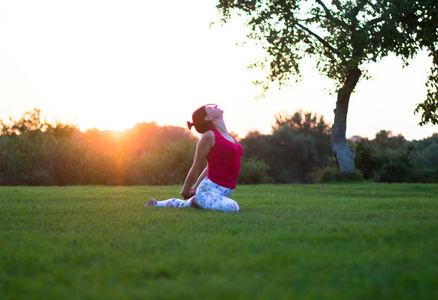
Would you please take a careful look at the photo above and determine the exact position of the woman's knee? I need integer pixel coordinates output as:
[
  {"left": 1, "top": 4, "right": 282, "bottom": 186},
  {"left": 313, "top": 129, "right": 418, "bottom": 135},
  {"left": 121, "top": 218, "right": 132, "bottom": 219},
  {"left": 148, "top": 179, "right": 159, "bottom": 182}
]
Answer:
[
  {"left": 196, "top": 192, "right": 239, "bottom": 212},
  {"left": 213, "top": 199, "right": 239, "bottom": 212},
  {"left": 226, "top": 201, "right": 240, "bottom": 212}
]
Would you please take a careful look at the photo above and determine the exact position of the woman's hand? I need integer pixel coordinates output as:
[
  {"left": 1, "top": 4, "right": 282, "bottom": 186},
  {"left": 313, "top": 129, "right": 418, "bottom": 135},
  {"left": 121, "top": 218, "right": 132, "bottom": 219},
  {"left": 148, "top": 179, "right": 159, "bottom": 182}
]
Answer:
[
  {"left": 181, "top": 189, "right": 190, "bottom": 200},
  {"left": 181, "top": 188, "right": 196, "bottom": 200},
  {"left": 188, "top": 188, "right": 196, "bottom": 198}
]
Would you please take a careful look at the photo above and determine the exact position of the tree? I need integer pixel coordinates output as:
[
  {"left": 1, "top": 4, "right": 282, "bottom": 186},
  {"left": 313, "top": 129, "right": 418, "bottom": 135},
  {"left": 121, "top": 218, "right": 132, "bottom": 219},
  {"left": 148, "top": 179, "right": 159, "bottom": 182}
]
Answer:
[
  {"left": 0, "top": 108, "right": 47, "bottom": 136},
  {"left": 240, "top": 111, "right": 332, "bottom": 182},
  {"left": 216, "top": 0, "right": 438, "bottom": 173}
]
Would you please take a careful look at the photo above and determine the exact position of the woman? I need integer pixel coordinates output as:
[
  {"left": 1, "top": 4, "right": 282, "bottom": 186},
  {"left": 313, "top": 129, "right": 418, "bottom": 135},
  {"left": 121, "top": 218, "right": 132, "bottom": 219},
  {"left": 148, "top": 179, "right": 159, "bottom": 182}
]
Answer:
[{"left": 146, "top": 104, "right": 243, "bottom": 212}]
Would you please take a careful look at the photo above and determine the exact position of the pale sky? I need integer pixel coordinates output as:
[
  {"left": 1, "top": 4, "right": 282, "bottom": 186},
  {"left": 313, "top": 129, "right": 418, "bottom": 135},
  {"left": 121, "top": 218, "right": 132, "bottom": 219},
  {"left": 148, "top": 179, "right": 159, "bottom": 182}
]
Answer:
[{"left": 0, "top": 0, "right": 436, "bottom": 141}]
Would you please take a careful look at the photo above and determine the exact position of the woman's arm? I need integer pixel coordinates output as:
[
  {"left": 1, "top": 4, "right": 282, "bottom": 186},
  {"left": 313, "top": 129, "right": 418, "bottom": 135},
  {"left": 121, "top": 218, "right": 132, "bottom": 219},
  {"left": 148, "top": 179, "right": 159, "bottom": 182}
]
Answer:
[
  {"left": 188, "top": 167, "right": 208, "bottom": 208},
  {"left": 185, "top": 167, "right": 208, "bottom": 198},
  {"left": 193, "top": 167, "right": 208, "bottom": 190},
  {"left": 180, "top": 131, "right": 214, "bottom": 199}
]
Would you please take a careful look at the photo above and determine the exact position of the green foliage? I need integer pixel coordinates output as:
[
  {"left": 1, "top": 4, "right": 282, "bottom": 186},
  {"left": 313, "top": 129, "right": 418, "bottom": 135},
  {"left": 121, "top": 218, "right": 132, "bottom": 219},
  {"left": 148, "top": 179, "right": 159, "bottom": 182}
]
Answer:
[
  {"left": 274, "top": 110, "right": 331, "bottom": 135},
  {"left": 312, "top": 164, "right": 364, "bottom": 183},
  {"left": 413, "top": 133, "right": 438, "bottom": 166},
  {"left": 354, "top": 142, "right": 384, "bottom": 179},
  {"left": 372, "top": 130, "right": 408, "bottom": 150},
  {"left": 217, "top": 0, "right": 438, "bottom": 124},
  {"left": 1, "top": 184, "right": 437, "bottom": 299},
  {"left": 238, "top": 158, "right": 271, "bottom": 184},
  {"left": 0, "top": 108, "right": 47, "bottom": 135},
  {"left": 0, "top": 109, "right": 196, "bottom": 186},
  {"left": 354, "top": 132, "right": 438, "bottom": 183},
  {"left": 0, "top": 111, "right": 90, "bottom": 185},
  {"left": 274, "top": 110, "right": 332, "bottom": 159},
  {"left": 241, "top": 111, "right": 332, "bottom": 183},
  {"left": 137, "top": 139, "right": 197, "bottom": 185},
  {"left": 1, "top": 109, "right": 435, "bottom": 186},
  {"left": 271, "top": 128, "right": 319, "bottom": 183},
  {"left": 415, "top": 65, "right": 438, "bottom": 125}
]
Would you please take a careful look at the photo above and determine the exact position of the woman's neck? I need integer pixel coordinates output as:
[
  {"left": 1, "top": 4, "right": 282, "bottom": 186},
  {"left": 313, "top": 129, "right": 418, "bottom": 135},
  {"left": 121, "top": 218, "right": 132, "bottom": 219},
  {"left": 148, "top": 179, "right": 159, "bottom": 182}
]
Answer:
[
  {"left": 212, "top": 118, "right": 228, "bottom": 135},
  {"left": 212, "top": 119, "right": 236, "bottom": 143}
]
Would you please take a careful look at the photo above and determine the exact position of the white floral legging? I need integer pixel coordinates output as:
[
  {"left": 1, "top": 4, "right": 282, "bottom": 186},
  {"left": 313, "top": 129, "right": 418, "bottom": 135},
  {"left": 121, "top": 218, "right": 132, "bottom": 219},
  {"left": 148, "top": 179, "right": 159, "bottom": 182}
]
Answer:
[{"left": 154, "top": 177, "right": 239, "bottom": 212}]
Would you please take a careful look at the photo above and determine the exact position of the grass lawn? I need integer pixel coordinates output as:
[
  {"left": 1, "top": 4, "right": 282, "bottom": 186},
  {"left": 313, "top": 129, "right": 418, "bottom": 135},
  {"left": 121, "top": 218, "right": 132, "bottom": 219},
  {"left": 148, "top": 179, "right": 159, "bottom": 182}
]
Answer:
[{"left": 0, "top": 183, "right": 437, "bottom": 300}]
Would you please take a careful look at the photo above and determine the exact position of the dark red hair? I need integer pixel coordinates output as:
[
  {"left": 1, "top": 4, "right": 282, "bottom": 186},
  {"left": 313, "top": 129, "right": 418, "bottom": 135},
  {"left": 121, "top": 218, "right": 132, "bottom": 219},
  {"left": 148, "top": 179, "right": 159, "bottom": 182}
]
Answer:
[{"left": 187, "top": 105, "right": 214, "bottom": 134}]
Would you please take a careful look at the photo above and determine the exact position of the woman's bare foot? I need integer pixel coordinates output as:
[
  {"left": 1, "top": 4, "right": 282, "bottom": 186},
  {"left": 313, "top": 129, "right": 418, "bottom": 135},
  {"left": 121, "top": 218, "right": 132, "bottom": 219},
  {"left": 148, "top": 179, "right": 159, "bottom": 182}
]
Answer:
[{"left": 146, "top": 198, "right": 156, "bottom": 207}]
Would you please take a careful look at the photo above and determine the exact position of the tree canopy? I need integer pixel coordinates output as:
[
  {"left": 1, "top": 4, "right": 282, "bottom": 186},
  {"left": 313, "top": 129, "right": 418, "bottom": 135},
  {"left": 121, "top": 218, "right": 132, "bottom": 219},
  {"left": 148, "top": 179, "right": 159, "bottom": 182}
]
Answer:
[
  {"left": 217, "top": 0, "right": 437, "bottom": 120},
  {"left": 216, "top": 0, "right": 438, "bottom": 172}
]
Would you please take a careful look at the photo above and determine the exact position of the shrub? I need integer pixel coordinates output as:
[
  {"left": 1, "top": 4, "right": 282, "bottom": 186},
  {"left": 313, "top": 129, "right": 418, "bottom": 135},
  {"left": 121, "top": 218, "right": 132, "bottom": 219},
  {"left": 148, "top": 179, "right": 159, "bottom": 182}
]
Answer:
[
  {"left": 238, "top": 158, "right": 271, "bottom": 184},
  {"left": 355, "top": 142, "right": 387, "bottom": 180},
  {"left": 410, "top": 167, "right": 438, "bottom": 183},
  {"left": 240, "top": 110, "right": 332, "bottom": 184},
  {"left": 138, "top": 139, "right": 197, "bottom": 185},
  {"left": 313, "top": 165, "right": 364, "bottom": 183},
  {"left": 375, "top": 161, "right": 411, "bottom": 183}
]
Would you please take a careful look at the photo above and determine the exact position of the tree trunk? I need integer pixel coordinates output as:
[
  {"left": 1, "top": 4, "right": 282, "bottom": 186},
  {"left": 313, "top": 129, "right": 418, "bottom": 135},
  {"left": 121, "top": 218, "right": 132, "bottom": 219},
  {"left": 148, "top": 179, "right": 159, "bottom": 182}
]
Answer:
[{"left": 331, "top": 67, "right": 361, "bottom": 174}]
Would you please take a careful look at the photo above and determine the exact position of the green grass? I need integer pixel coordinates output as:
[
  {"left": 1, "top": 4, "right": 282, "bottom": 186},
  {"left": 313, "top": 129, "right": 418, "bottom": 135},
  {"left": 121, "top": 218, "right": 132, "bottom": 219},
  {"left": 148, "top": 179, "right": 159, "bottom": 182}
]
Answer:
[{"left": 0, "top": 184, "right": 437, "bottom": 300}]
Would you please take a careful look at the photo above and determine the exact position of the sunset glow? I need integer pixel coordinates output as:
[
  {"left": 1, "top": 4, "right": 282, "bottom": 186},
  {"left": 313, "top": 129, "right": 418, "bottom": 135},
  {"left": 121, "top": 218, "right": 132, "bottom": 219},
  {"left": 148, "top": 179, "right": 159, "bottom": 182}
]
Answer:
[{"left": 0, "top": 0, "right": 436, "bottom": 140}]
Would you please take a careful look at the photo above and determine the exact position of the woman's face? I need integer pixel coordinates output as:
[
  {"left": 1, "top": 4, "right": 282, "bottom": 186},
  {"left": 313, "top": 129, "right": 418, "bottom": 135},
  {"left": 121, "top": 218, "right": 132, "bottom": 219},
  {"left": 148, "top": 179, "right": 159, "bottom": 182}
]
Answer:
[{"left": 204, "top": 104, "right": 223, "bottom": 120}]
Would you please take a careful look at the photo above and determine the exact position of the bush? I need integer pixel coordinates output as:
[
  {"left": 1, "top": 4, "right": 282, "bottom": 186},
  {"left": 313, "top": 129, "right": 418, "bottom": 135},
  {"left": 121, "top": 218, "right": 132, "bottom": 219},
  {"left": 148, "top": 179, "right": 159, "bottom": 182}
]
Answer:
[
  {"left": 375, "top": 161, "right": 411, "bottom": 183},
  {"left": 0, "top": 109, "right": 198, "bottom": 186},
  {"left": 238, "top": 158, "right": 271, "bottom": 184},
  {"left": 410, "top": 167, "right": 438, "bottom": 183},
  {"left": 138, "top": 138, "right": 197, "bottom": 185},
  {"left": 313, "top": 165, "right": 364, "bottom": 183},
  {"left": 355, "top": 142, "right": 387, "bottom": 180},
  {"left": 353, "top": 133, "right": 438, "bottom": 183},
  {"left": 376, "top": 161, "right": 438, "bottom": 183},
  {"left": 240, "top": 110, "right": 332, "bottom": 184}
]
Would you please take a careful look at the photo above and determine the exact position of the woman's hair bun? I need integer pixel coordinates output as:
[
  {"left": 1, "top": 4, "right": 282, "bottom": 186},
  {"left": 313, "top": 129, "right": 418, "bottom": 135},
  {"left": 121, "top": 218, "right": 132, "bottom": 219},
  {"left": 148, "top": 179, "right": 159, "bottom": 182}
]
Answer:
[{"left": 187, "top": 121, "right": 194, "bottom": 130}]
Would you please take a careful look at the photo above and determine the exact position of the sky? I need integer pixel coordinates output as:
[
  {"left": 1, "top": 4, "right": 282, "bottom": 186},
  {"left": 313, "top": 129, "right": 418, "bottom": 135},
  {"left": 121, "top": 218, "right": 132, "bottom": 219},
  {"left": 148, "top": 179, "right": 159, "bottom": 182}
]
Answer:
[{"left": 0, "top": 0, "right": 436, "bottom": 141}]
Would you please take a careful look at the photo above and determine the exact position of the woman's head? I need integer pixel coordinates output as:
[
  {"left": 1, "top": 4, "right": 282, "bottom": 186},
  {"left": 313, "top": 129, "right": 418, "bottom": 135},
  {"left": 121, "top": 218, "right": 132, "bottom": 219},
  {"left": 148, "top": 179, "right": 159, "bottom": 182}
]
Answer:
[{"left": 187, "top": 104, "right": 216, "bottom": 134}]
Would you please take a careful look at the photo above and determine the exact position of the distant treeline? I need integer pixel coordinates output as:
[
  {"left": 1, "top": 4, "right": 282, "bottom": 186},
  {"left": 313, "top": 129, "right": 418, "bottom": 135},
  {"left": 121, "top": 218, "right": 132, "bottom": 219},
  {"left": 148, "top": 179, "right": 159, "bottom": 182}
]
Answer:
[
  {"left": 353, "top": 131, "right": 438, "bottom": 183},
  {"left": 0, "top": 109, "right": 437, "bottom": 185},
  {"left": 0, "top": 109, "right": 196, "bottom": 185},
  {"left": 241, "top": 112, "right": 438, "bottom": 183}
]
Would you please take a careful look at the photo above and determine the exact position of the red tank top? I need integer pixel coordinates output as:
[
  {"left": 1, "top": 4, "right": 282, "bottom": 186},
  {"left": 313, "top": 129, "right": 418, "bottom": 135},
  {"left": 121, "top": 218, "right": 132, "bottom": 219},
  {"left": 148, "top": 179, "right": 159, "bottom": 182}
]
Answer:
[{"left": 207, "top": 128, "right": 243, "bottom": 189}]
